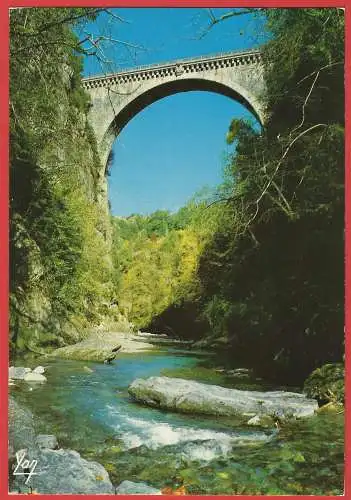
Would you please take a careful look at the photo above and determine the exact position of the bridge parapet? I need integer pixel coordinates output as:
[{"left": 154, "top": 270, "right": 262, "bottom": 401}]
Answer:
[{"left": 82, "top": 49, "right": 262, "bottom": 89}]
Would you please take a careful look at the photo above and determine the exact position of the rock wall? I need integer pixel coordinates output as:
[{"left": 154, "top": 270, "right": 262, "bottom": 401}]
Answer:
[{"left": 10, "top": 28, "right": 130, "bottom": 354}]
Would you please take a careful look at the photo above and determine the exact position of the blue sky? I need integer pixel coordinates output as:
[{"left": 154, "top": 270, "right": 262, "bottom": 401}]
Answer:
[{"left": 82, "top": 8, "right": 266, "bottom": 216}]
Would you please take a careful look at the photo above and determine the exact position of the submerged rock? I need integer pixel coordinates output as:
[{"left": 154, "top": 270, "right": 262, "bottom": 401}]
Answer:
[
  {"left": 33, "top": 366, "right": 45, "bottom": 374},
  {"left": 83, "top": 365, "right": 94, "bottom": 373},
  {"left": 115, "top": 480, "right": 161, "bottom": 495},
  {"left": 227, "top": 368, "right": 253, "bottom": 379},
  {"left": 9, "top": 367, "right": 31, "bottom": 380},
  {"left": 128, "top": 376, "right": 318, "bottom": 420},
  {"left": 24, "top": 372, "right": 47, "bottom": 383},
  {"left": 11, "top": 448, "right": 114, "bottom": 494},
  {"left": 180, "top": 433, "right": 272, "bottom": 462},
  {"left": 36, "top": 434, "right": 58, "bottom": 450}
]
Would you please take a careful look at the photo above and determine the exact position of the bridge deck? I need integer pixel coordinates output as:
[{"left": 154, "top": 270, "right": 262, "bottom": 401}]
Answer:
[{"left": 82, "top": 48, "right": 262, "bottom": 87}]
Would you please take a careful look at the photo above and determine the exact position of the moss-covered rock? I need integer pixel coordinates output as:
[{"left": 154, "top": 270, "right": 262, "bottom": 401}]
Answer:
[{"left": 303, "top": 363, "right": 344, "bottom": 405}]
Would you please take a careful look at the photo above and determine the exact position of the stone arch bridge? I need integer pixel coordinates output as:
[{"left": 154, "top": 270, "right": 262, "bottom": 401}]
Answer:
[{"left": 82, "top": 49, "right": 266, "bottom": 168}]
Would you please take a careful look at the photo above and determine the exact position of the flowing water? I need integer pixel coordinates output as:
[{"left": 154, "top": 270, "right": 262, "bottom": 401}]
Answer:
[{"left": 10, "top": 348, "right": 344, "bottom": 495}]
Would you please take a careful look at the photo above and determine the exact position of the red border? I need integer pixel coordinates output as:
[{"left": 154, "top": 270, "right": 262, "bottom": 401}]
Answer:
[{"left": 0, "top": 2, "right": 349, "bottom": 500}]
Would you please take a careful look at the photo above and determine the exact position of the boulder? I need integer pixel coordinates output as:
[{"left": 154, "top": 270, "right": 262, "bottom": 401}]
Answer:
[
  {"left": 9, "top": 367, "right": 31, "bottom": 380},
  {"left": 83, "top": 366, "right": 94, "bottom": 373},
  {"left": 228, "top": 368, "right": 253, "bottom": 379},
  {"left": 11, "top": 448, "right": 114, "bottom": 494},
  {"left": 33, "top": 366, "right": 45, "bottom": 374},
  {"left": 247, "top": 415, "right": 263, "bottom": 426},
  {"left": 49, "top": 331, "right": 154, "bottom": 361},
  {"left": 8, "top": 397, "right": 36, "bottom": 460},
  {"left": 36, "top": 434, "right": 58, "bottom": 450},
  {"left": 115, "top": 480, "right": 161, "bottom": 495},
  {"left": 317, "top": 401, "right": 344, "bottom": 413},
  {"left": 128, "top": 376, "right": 318, "bottom": 420},
  {"left": 303, "top": 362, "right": 344, "bottom": 404},
  {"left": 246, "top": 415, "right": 279, "bottom": 427},
  {"left": 9, "top": 398, "right": 114, "bottom": 494},
  {"left": 24, "top": 372, "right": 47, "bottom": 383}
]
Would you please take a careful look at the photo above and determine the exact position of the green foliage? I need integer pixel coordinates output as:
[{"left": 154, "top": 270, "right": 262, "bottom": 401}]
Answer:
[
  {"left": 226, "top": 118, "right": 256, "bottom": 145},
  {"left": 10, "top": 8, "right": 119, "bottom": 353},
  {"left": 304, "top": 363, "right": 344, "bottom": 404},
  {"left": 192, "top": 8, "right": 344, "bottom": 383}
]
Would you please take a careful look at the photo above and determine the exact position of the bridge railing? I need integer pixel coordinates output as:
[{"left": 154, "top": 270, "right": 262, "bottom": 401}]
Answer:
[{"left": 82, "top": 48, "right": 262, "bottom": 83}]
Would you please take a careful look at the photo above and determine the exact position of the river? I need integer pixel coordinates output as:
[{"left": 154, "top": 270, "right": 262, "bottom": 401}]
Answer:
[{"left": 10, "top": 346, "right": 344, "bottom": 495}]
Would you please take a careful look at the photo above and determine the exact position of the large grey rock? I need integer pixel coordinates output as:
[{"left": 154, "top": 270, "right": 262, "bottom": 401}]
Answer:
[
  {"left": 36, "top": 434, "right": 58, "bottom": 450},
  {"left": 115, "top": 480, "right": 161, "bottom": 495},
  {"left": 9, "top": 367, "right": 31, "bottom": 380},
  {"left": 50, "top": 331, "right": 154, "bottom": 361},
  {"left": 11, "top": 448, "right": 114, "bottom": 494},
  {"left": 24, "top": 372, "right": 47, "bottom": 383},
  {"left": 8, "top": 397, "right": 36, "bottom": 460},
  {"left": 128, "top": 376, "right": 318, "bottom": 420},
  {"left": 9, "top": 398, "right": 114, "bottom": 494}
]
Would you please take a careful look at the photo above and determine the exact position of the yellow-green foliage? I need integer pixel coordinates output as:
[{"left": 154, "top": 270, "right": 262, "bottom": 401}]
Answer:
[
  {"left": 118, "top": 228, "right": 201, "bottom": 328},
  {"left": 110, "top": 199, "right": 226, "bottom": 330},
  {"left": 55, "top": 190, "right": 113, "bottom": 327}
]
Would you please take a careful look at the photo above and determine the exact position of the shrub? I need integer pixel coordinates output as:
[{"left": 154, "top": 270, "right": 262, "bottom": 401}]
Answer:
[{"left": 303, "top": 363, "right": 344, "bottom": 404}]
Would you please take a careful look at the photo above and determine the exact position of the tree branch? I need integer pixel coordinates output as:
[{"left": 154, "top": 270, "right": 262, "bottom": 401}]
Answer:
[
  {"left": 15, "top": 8, "right": 105, "bottom": 37},
  {"left": 83, "top": 31, "right": 145, "bottom": 51},
  {"left": 244, "top": 123, "right": 328, "bottom": 229},
  {"left": 198, "top": 8, "right": 261, "bottom": 39},
  {"left": 291, "top": 71, "right": 320, "bottom": 135},
  {"left": 296, "top": 61, "right": 343, "bottom": 86}
]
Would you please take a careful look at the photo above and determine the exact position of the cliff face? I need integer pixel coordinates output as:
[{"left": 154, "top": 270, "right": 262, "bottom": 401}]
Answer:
[{"left": 9, "top": 9, "right": 130, "bottom": 356}]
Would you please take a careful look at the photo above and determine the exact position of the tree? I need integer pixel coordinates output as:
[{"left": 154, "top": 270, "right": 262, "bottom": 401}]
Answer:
[{"left": 195, "top": 8, "right": 344, "bottom": 383}]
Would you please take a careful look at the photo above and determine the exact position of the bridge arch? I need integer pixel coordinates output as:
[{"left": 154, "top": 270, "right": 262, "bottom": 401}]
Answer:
[{"left": 82, "top": 50, "right": 266, "bottom": 169}]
